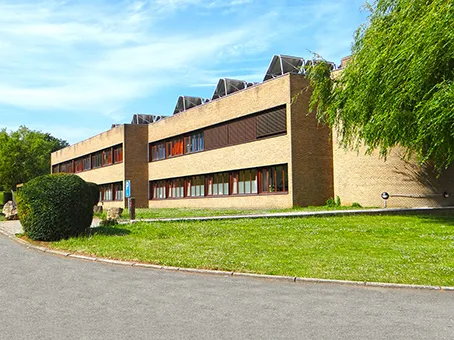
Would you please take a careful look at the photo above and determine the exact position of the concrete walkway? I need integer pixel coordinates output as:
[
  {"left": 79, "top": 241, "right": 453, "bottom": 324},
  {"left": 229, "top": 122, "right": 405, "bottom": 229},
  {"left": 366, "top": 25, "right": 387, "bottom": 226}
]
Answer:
[{"left": 129, "top": 206, "right": 454, "bottom": 223}]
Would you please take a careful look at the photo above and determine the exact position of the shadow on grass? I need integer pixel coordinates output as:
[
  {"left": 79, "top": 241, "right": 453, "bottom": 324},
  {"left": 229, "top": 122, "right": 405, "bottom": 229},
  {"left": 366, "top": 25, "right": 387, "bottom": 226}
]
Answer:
[
  {"left": 88, "top": 226, "right": 131, "bottom": 236},
  {"left": 414, "top": 214, "right": 454, "bottom": 226}
]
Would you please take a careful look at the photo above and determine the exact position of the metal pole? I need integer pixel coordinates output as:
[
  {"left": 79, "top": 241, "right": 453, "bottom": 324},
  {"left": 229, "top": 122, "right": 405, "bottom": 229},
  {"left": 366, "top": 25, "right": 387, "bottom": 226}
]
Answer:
[{"left": 129, "top": 197, "right": 135, "bottom": 220}]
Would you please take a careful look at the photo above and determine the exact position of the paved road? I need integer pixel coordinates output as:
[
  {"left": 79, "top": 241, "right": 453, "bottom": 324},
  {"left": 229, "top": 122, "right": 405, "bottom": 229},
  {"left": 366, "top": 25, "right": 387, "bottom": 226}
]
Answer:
[{"left": 0, "top": 235, "right": 453, "bottom": 339}]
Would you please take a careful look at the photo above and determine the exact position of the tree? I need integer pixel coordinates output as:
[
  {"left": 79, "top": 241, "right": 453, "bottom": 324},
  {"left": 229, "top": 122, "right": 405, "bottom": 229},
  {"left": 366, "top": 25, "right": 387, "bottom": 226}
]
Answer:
[
  {"left": 0, "top": 126, "right": 69, "bottom": 190},
  {"left": 307, "top": 0, "right": 454, "bottom": 170}
]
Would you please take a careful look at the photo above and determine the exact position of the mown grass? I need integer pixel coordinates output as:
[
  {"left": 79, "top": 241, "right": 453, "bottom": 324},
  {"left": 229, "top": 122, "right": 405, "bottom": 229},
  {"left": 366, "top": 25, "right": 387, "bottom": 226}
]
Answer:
[
  {"left": 50, "top": 214, "right": 454, "bottom": 286},
  {"left": 94, "top": 205, "right": 373, "bottom": 220}
]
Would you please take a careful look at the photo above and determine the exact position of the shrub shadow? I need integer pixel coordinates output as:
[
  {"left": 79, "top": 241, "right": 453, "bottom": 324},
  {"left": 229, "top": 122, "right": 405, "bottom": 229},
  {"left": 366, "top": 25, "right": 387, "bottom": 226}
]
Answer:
[{"left": 88, "top": 226, "right": 131, "bottom": 236}]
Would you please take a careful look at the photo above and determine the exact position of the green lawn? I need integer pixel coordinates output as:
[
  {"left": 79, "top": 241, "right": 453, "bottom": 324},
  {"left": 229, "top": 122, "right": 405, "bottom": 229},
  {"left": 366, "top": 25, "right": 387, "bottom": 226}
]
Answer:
[
  {"left": 50, "top": 214, "right": 454, "bottom": 286},
  {"left": 95, "top": 205, "right": 372, "bottom": 220}
]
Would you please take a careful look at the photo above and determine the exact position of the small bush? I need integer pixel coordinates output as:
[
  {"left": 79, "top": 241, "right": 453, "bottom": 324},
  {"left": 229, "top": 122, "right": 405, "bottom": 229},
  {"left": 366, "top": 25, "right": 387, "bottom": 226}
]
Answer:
[
  {"left": 325, "top": 196, "right": 341, "bottom": 208},
  {"left": 351, "top": 202, "right": 362, "bottom": 208},
  {"left": 17, "top": 174, "right": 94, "bottom": 241},
  {"left": 99, "top": 218, "right": 118, "bottom": 227}
]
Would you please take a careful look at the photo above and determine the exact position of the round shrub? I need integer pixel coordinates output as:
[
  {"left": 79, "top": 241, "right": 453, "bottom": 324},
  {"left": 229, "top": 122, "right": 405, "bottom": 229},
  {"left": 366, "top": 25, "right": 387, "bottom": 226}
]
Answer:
[
  {"left": 17, "top": 174, "right": 94, "bottom": 241},
  {"left": 86, "top": 182, "right": 100, "bottom": 206}
]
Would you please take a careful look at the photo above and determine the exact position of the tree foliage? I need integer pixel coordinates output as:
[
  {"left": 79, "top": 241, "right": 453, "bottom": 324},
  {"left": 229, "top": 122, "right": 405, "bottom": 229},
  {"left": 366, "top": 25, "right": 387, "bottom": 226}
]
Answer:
[
  {"left": 0, "top": 126, "right": 69, "bottom": 190},
  {"left": 307, "top": 0, "right": 454, "bottom": 170}
]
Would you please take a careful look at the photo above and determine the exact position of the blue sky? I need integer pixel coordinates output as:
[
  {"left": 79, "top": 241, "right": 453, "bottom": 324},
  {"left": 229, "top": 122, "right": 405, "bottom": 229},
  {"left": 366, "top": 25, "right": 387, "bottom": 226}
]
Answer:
[{"left": 0, "top": 0, "right": 368, "bottom": 144}]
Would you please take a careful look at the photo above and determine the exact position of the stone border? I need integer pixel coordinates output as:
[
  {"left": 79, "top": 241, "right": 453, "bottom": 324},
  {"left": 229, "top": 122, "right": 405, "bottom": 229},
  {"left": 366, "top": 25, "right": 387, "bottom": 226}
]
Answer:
[{"left": 1, "top": 228, "right": 452, "bottom": 292}]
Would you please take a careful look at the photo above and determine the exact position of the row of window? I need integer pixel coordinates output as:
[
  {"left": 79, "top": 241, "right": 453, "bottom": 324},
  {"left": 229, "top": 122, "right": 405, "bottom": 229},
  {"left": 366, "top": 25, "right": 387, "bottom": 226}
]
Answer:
[
  {"left": 53, "top": 144, "right": 123, "bottom": 174},
  {"left": 99, "top": 182, "right": 124, "bottom": 202},
  {"left": 149, "top": 105, "right": 286, "bottom": 162},
  {"left": 150, "top": 164, "right": 288, "bottom": 200},
  {"left": 150, "top": 132, "right": 204, "bottom": 161}
]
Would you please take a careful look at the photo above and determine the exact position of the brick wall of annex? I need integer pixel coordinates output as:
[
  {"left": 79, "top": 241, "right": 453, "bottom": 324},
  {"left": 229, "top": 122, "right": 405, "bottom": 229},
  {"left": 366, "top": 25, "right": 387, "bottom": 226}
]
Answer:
[
  {"left": 124, "top": 125, "right": 149, "bottom": 208},
  {"left": 289, "top": 75, "right": 334, "bottom": 206},
  {"left": 333, "top": 143, "right": 454, "bottom": 207}
]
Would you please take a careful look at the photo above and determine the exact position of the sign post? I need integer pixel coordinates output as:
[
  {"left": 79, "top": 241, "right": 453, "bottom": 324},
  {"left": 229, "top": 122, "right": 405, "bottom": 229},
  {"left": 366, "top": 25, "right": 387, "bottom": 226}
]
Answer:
[{"left": 125, "top": 180, "right": 135, "bottom": 220}]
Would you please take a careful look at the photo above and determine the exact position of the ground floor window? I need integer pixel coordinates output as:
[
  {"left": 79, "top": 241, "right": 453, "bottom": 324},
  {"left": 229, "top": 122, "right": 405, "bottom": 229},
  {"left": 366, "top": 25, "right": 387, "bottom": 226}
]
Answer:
[
  {"left": 99, "top": 182, "right": 123, "bottom": 201},
  {"left": 150, "top": 164, "right": 287, "bottom": 200}
]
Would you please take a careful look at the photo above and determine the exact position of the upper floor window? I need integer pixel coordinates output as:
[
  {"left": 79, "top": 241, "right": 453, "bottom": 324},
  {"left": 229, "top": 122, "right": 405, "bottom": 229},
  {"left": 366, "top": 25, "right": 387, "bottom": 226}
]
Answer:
[
  {"left": 92, "top": 151, "right": 102, "bottom": 168},
  {"left": 102, "top": 148, "right": 112, "bottom": 166},
  {"left": 113, "top": 145, "right": 123, "bottom": 163},
  {"left": 184, "top": 132, "right": 204, "bottom": 154}
]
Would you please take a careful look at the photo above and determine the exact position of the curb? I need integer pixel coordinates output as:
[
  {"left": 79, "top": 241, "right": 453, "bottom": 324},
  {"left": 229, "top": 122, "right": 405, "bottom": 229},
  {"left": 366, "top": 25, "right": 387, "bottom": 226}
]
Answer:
[
  {"left": 126, "top": 206, "right": 454, "bottom": 223},
  {"left": 2, "top": 229, "right": 453, "bottom": 292}
]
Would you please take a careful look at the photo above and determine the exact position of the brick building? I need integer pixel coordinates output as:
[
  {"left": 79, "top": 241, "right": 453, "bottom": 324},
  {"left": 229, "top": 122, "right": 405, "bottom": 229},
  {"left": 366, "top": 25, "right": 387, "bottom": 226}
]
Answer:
[{"left": 51, "top": 55, "right": 454, "bottom": 209}]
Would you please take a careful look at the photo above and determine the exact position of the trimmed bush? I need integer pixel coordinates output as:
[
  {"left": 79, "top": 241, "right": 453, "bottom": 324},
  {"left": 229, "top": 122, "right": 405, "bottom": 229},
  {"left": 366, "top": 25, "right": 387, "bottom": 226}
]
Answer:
[
  {"left": 17, "top": 174, "right": 94, "bottom": 241},
  {"left": 86, "top": 182, "right": 100, "bottom": 206}
]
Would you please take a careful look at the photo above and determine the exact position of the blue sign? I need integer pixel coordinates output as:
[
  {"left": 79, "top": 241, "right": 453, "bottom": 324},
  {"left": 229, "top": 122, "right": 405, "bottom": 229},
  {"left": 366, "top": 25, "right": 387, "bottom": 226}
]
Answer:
[{"left": 125, "top": 180, "right": 131, "bottom": 198}]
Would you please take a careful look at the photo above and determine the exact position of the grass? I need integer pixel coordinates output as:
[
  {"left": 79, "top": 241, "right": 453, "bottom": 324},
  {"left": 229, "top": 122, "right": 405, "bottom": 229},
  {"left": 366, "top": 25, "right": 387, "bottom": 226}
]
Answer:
[
  {"left": 94, "top": 204, "right": 374, "bottom": 220},
  {"left": 0, "top": 215, "right": 5, "bottom": 222},
  {"left": 49, "top": 214, "right": 454, "bottom": 286}
]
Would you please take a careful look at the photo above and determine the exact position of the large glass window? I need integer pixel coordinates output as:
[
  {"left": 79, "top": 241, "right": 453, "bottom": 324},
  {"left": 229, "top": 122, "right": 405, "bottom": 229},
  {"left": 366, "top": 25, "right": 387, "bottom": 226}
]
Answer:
[{"left": 232, "top": 169, "right": 257, "bottom": 195}]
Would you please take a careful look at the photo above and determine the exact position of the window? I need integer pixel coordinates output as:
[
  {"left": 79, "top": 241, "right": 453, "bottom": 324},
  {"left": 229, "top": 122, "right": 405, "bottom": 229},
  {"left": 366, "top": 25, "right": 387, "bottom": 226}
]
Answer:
[
  {"left": 113, "top": 145, "right": 123, "bottom": 163},
  {"left": 92, "top": 152, "right": 102, "bottom": 168},
  {"left": 152, "top": 181, "right": 166, "bottom": 199},
  {"left": 74, "top": 159, "right": 83, "bottom": 173},
  {"left": 187, "top": 176, "right": 205, "bottom": 197},
  {"left": 52, "top": 165, "right": 59, "bottom": 173},
  {"left": 185, "top": 132, "right": 204, "bottom": 154},
  {"left": 150, "top": 164, "right": 287, "bottom": 200},
  {"left": 231, "top": 169, "right": 257, "bottom": 195},
  {"left": 99, "top": 183, "right": 113, "bottom": 201},
  {"left": 113, "top": 182, "right": 123, "bottom": 201},
  {"left": 167, "top": 138, "right": 184, "bottom": 158},
  {"left": 260, "top": 165, "right": 288, "bottom": 193},
  {"left": 151, "top": 143, "right": 166, "bottom": 161},
  {"left": 102, "top": 148, "right": 112, "bottom": 166},
  {"left": 83, "top": 156, "right": 91, "bottom": 170},
  {"left": 59, "top": 161, "right": 73, "bottom": 173},
  {"left": 207, "top": 172, "right": 229, "bottom": 196},
  {"left": 168, "top": 178, "right": 184, "bottom": 198}
]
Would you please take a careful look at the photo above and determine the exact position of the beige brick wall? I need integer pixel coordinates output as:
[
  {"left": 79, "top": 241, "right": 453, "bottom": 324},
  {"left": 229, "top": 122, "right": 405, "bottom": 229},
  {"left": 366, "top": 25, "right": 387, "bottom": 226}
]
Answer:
[
  {"left": 333, "top": 143, "right": 454, "bottom": 207},
  {"left": 147, "top": 74, "right": 295, "bottom": 209},
  {"left": 76, "top": 164, "right": 124, "bottom": 184},
  {"left": 124, "top": 125, "right": 149, "bottom": 208},
  {"left": 51, "top": 125, "right": 125, "bottom": 164},
  {"left": 149, "top": 193, "right": 291, "bottom": 209},
  {"left": 148, "top": 135, "right": 290, "bottom": 180},
  {"left": 148, "top": 76, "right": 290, "bottom": 143},
  {"left": 289, "top": 75, "right": 334, "bottom": 206}
]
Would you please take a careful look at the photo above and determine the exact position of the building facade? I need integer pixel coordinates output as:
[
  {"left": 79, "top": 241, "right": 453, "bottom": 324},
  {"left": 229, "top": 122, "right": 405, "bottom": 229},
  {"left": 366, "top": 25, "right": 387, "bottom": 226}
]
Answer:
[{"left": 51, "top": 55, "right": 454, "bottom": 209}]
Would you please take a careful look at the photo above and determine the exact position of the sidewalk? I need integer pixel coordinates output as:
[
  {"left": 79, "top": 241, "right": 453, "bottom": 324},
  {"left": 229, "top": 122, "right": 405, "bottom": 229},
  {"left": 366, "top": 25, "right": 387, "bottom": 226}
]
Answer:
[{"left": 0, "top": 218, "right": 102, "bottom": 237}]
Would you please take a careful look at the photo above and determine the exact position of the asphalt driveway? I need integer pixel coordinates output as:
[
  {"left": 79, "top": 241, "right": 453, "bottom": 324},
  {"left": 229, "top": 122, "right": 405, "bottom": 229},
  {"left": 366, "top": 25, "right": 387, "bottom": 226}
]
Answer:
[{"left": 0, "top": 234, "right": 453, "bottom": 339}]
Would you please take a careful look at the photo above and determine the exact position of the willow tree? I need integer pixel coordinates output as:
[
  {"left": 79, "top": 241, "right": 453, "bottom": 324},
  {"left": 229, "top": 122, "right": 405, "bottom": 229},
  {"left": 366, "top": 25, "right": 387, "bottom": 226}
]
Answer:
[{"left": 307, "top": 0, "right": 454, "bottom": 170}]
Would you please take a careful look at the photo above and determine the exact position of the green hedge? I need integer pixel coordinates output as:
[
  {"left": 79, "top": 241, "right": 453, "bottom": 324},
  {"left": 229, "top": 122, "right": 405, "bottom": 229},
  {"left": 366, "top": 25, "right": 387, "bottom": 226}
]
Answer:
[
  {"left": 17, "top": 174, "right": 94, "bottom": 241},
  {"left": 86, "top": 182, "right": 100, "bottom": 207}
]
